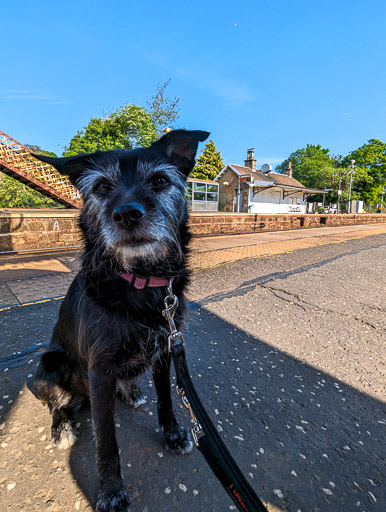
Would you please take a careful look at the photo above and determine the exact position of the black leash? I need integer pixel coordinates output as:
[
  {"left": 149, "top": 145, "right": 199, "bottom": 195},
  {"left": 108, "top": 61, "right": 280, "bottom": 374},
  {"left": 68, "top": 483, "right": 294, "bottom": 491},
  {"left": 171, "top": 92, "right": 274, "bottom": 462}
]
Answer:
[{"left": 163, "top": 285, "right": 268, "bottom": 512}]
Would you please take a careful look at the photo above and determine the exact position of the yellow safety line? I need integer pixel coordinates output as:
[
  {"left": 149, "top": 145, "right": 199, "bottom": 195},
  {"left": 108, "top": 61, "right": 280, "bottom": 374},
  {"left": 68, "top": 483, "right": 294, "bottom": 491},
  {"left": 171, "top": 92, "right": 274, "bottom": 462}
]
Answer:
[{"left": 0, "top": 296, "right": 65, "bottom": 313}]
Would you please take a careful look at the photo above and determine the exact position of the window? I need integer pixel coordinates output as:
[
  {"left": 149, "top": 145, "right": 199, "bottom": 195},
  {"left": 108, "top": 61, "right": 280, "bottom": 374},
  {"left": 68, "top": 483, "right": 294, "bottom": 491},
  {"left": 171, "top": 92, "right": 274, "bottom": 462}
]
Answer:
[
  {"left": 186, "top": 180, "right": 219, "bottom": 211},
  {"left": 185, "top": 181, "right": 192, "bottom": 201}
]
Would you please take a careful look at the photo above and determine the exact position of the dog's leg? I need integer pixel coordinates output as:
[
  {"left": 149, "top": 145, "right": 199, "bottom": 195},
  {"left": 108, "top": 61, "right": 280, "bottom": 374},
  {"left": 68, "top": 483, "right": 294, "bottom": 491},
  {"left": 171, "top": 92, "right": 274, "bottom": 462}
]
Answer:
[
  {"left": 51, "top": 407, "right": 78, "bottom": 449},
  {"left": 153, "top": 353, "right": 193, "bottom": 454},
  {"left": 34, "top": 350, "right": 79, "bottom": 450},
  {"left": 89, "top": 370, "right": 131, "bottom": 512}
]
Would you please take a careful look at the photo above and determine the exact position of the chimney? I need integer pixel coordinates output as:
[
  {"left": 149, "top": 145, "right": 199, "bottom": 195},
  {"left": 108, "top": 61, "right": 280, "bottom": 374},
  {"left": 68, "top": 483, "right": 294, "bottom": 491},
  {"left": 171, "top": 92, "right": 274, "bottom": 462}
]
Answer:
[
  {"left": 244, "top": 148, "right": 256, "bottom": 171},
  {"left": 285, "top": 161, "right": 293, "bottom": 178}
]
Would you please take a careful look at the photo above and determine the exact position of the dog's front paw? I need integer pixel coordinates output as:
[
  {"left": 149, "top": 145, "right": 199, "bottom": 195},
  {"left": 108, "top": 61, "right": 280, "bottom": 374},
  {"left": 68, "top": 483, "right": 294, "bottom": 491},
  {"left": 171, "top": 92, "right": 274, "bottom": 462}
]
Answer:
[
  {"left": 96, "top": 487, "right": 131, "bottom": 512},
  {"left": 51, "top": 420, "right": 77, "bottom": 450},
  {"left": 117, "top": 382, "right": 146, "bottom": 408},
  {"left": 163, "top": 424, "right": 193, "bottom": 455}
]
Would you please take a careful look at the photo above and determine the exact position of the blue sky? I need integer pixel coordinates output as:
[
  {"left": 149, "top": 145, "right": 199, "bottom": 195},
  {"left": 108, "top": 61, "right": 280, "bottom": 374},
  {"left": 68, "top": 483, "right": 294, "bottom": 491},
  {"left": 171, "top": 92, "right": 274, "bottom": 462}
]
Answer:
[{"left": 1, "top": 0, "right": 385, "bottom": 169}]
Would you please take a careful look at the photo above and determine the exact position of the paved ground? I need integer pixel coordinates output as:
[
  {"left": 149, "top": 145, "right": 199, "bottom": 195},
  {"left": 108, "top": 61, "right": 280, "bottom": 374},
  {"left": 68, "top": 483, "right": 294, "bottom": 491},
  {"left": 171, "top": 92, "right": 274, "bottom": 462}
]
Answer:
[
  {"left": 0, "top": 224, "right": 385, "bottom": 512},
  {"left": 1, "top": 223, "right": 386, "bottom": 307}
]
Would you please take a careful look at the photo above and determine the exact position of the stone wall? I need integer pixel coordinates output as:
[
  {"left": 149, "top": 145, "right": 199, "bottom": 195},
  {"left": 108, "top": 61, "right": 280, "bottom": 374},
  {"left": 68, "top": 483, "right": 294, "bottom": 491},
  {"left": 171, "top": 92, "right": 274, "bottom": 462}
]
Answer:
[
  {"left": 0, "top": 208, "right": 384, "bottom": 252},
  {"left": 0, "top": 209, "right": 82, "bottom": 252},
  {"left": 187, "top": 212, "right": 386, "bottom": 236},
  {"left": 217, "top": 167, "right": 250, "bottom": 212}
]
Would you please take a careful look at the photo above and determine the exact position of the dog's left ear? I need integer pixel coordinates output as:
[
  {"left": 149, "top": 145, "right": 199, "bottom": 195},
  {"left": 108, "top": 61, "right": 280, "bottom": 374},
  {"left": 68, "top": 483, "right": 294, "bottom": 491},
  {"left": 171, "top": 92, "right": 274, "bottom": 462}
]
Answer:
[
  {"left": 152, "top": 129, "right": 210, "bottom": 176},
  {"left": 31, "top": 153, "right": 95, "bottom": 186}
]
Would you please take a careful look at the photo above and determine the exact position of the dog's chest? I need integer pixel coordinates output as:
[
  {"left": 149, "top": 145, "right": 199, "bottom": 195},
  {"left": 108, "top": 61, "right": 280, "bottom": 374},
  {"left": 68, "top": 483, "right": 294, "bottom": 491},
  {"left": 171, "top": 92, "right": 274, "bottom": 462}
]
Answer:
[{"left": 111, "top": 325, "right": 166, "bottom": 379}]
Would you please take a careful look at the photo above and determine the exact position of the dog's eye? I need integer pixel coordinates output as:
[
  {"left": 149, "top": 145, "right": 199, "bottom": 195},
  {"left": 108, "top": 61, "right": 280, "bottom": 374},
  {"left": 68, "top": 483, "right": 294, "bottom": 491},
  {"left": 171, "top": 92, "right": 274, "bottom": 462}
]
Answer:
[
  {"left": 94, "top": 180, "right": 111, "bottom": 194},
  {"left": 150, "top": 174, "right": 169, "bottom": 188}
]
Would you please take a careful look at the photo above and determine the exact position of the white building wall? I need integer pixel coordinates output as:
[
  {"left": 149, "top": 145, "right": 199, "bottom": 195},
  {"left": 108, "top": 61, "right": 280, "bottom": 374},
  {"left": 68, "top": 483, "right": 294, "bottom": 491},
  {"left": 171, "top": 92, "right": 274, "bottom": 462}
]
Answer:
[{"left": 248, "top": 188, "right": 307, "bottom": 214}]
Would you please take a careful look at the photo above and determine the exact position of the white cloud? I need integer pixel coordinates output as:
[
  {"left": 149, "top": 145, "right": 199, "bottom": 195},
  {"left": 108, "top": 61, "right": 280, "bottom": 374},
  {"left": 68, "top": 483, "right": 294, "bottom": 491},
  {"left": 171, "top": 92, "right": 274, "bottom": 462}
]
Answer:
[{"left": 0, "top": 90, "right": 70, "bottom": 104}]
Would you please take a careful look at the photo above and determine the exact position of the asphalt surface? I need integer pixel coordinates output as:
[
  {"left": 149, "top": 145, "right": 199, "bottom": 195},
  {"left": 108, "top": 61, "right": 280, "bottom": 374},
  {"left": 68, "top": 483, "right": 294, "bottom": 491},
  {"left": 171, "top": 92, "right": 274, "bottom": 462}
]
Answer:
[{"left": 0, "top": 230, "right": 385, "bottom": 512}]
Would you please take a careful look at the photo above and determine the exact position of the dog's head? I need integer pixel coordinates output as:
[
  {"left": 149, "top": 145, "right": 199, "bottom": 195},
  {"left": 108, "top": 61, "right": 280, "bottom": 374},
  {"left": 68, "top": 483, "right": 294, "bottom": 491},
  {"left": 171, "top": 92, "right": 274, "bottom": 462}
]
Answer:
[{"left": 33, "top": 130, "right": 209, "bottom": 270}]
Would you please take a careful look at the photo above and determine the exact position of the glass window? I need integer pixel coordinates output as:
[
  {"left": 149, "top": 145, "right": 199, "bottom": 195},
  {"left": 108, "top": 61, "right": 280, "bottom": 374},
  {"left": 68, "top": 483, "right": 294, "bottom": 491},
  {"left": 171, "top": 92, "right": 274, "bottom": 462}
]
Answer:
[
  {"left": 207, "top": 184, "right": 218, "bottom": 193},
  {"left": 194, "top": 182, "right": 206, "bottom": 192},
  {"left": 185, "top": 182, "right": 192, "bottom": 200},
  {"left": 207, "top": 192, "right": 218, "bottom": 202},
  {"left": 193, "top": 192, "right": 205, "bottom": 201}
]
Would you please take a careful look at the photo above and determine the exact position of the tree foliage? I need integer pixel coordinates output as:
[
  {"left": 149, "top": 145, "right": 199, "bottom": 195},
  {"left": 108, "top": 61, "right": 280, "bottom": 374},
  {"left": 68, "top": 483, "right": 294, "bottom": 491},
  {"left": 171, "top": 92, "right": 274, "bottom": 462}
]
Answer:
[
  {"left": 24, "top": 145, "right": 58, "bottom": 158},
  {"left": 64, "top": 80, "right": 180, "bottom": 156},
  {"left": 190, "top": 140, "right": 224, "bottom": 181},
  {"left": 146, "top": 79, "right": 180, "bottom": 136},
  {"left": 276, "top": 143, "right": 377, "bottom": 203},
  {"left": 0, "top": 173, "right": 61, "bottom": 208},
  {"left": 342, "top": 139, "right": 386, "bottom": 201},
  {"left": 276, "top": 144, "right": 335, "bottom": 191},
  {"left": 63, "top": 104, "right": 157, "bottom": 156}
]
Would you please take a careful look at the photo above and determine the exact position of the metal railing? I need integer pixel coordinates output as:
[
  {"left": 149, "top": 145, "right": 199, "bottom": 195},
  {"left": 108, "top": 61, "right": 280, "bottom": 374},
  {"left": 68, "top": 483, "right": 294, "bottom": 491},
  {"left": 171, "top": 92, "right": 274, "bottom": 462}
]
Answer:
[{"left": 0, "top": 130, "right": 81, "bottom": 208}]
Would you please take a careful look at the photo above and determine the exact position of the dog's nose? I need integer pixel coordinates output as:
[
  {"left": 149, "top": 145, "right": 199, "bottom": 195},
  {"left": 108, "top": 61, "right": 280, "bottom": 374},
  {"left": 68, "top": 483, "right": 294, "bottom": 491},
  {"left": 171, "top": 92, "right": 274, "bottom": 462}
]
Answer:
[{"left": 112, "top": 203, "right": 145, "bottom": 228}]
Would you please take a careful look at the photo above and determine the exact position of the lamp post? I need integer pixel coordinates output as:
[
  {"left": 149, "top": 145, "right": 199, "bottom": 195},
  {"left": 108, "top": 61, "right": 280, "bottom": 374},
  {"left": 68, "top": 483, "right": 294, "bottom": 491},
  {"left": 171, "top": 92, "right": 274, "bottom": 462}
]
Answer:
[
  {"left": 332, "top": 173, "right": 342, "bottom": 213},
  {"left": 348, "top": 159, "right": 355, "bottom": 214}
]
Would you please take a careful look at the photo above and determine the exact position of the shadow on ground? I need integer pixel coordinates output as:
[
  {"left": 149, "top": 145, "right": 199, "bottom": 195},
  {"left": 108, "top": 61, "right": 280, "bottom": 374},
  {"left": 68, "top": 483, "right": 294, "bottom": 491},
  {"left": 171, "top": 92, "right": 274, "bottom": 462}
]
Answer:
[{"left": 0, "top": 296, "right": 385, "bottom": 512}]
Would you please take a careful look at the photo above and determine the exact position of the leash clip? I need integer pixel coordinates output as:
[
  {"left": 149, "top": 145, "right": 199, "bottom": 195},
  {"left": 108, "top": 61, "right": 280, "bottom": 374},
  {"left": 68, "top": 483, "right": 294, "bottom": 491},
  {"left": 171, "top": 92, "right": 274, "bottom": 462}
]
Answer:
[
  {"left": 162, "top": 280, "right": 185, "bottom": 352},
  {"left": 176, "top": 386, "right": 204, "bottom": 447}
]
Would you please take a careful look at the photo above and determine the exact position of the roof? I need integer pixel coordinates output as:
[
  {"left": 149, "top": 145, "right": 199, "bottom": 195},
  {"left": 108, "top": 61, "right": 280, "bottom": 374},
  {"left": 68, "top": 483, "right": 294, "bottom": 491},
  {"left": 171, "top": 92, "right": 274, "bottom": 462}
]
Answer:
[
  {"left": 215, "top": 164, "right": 275, "bottom": 182},
  {"left": 268, "top": 172, "right": 305, "bottom": 188},
  {"left": 187, "top": 177, "right": 218, "bottom": 185},
  {"left": 215, "top": 164, "right": 324, "bottom": 193}
]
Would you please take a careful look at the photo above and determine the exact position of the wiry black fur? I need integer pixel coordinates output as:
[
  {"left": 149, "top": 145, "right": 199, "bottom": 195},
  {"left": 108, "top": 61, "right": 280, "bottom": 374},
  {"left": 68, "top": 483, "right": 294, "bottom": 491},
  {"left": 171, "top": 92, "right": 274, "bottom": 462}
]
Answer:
[{"left": 33, "top": 130, "right": 209, "bottom": 512}]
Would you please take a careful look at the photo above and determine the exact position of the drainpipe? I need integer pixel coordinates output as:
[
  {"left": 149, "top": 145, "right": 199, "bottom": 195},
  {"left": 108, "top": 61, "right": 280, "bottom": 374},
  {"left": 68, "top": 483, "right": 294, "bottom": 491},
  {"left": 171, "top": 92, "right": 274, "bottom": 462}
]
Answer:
[{"left": 237, "top": 175, "right": 241, "bottom": 212}]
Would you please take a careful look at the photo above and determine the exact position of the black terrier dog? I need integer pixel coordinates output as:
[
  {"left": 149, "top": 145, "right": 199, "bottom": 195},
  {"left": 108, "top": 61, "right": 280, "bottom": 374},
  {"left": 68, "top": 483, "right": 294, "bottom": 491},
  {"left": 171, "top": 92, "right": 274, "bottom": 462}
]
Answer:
[{"left": 33, "top": 129, "right": 209, "bottom": 512}]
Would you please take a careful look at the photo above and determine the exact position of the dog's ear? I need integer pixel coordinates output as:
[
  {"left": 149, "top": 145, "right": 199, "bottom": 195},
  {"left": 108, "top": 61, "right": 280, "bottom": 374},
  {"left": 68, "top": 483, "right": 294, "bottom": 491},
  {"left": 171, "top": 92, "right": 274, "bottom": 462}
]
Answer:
[
  {"left": 152, "top": 129, "right": 210, "bottom": 176},
  {"left": 31, "top": 153, "right": 95, "bottom": 186}
]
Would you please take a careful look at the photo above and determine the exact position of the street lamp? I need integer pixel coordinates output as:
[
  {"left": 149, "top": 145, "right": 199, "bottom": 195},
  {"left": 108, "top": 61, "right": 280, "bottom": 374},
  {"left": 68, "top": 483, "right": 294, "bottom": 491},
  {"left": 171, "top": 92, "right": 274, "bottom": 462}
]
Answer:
[{"left": 348, "top": 160, "right": 355, "bottom": 214}]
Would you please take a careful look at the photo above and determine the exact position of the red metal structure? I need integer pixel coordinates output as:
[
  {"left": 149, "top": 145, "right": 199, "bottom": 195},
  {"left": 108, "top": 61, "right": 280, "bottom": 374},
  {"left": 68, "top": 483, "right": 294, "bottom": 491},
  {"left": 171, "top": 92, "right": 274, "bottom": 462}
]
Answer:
[{"left": 0, "top": 130, "right": 81, "bottom": 208}]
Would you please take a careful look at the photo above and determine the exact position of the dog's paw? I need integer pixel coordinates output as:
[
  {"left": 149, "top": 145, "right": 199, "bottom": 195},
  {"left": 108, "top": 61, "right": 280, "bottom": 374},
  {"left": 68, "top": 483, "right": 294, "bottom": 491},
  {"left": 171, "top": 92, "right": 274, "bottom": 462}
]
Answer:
[
  {"left": 163, "top": 424, "right": 193, "bottom": 455},
  {"left": 96, "top": 488, "right": 131, "bottom": 512},
  {"left": 117, "top": 382, "right": 146, "bottom": 408},
  {"left": 51, "top": 420, "right": 77, "bottom": 450}
]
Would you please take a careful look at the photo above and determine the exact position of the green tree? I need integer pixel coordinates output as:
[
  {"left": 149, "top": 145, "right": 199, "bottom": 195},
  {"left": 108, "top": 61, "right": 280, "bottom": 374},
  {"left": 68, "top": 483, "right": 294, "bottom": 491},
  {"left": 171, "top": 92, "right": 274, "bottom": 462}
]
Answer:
[
  {"left": 276, "top": 144, "right": 336, "bottom": 191},
  {"left": 64, "top": 81, "right": 180, "bottom": 156},
  {"left": 0, "top": 173, "right": 61, "bottom": 208},
  {"left": 342, "top": 139, "right": 386, "bottom": 202},
  {"left": 24, "top": 145, "right": 58, "bottom": 158},
  {"left": 276, "top": 144, "right": 376, "bottom": 204},
  {"left": 146, "top": 79, "right": 180, "bottom": 136},
  {"left": 64, "top": 104, "right": 157, "bottom": 156},
  {"left": 190, "top": 140, "right": 224, "bottom": 181}
]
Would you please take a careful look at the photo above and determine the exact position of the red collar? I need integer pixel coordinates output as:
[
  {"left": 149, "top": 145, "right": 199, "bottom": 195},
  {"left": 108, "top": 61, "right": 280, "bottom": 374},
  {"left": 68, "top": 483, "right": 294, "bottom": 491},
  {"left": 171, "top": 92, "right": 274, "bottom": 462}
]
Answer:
[{"left": 119, "top": 273, "right": 174, "bottom": 290}]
